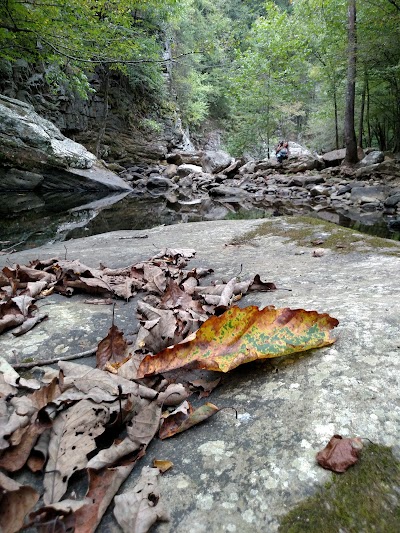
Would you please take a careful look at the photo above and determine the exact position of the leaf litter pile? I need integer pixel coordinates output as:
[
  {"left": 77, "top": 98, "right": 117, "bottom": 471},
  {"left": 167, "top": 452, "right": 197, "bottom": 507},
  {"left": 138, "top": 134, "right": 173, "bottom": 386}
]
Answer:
[{"left": 0, "top": 248, "right": 339, "bottom": 532}]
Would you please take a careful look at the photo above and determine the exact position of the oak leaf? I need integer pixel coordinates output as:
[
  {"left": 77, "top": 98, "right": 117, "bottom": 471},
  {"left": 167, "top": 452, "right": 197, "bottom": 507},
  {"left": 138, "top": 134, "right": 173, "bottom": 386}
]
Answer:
[{"left": 138, "top": 305, "right": 339, "bottom": 377}]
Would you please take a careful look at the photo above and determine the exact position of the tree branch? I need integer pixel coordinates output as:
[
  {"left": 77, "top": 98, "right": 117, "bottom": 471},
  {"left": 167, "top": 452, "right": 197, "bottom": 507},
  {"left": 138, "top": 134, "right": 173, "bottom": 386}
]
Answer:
[
  {"left": 388, "top": 0, "right": 400, "bottom": 11},
  {"left": 38, "top": 35, "right": 203, "bottom": 64}
]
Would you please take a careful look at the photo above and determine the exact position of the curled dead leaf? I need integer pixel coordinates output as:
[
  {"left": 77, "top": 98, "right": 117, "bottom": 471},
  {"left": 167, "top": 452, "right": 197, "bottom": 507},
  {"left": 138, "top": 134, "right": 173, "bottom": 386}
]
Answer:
[
  {"left": 159, "top": 402, "right": 219, "bottom": 439},
  {"left": 316, "top": 434, "right": 363, "bottom": 473}
]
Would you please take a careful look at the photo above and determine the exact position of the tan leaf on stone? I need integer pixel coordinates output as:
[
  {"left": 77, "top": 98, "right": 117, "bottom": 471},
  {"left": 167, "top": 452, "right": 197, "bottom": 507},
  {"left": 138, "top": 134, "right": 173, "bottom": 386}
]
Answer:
[
  {"left": 113, "top": 467, "right": 170, "bottom": 533},
  {"left": 43, "top": 399, "right": 110, "bottom": 504}
]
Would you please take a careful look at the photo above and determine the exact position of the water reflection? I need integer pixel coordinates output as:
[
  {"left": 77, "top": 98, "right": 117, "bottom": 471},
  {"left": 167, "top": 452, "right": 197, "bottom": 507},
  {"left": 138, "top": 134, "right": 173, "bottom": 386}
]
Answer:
[{"left": 1, "top": 190, "right": 399, "bottom": 252}]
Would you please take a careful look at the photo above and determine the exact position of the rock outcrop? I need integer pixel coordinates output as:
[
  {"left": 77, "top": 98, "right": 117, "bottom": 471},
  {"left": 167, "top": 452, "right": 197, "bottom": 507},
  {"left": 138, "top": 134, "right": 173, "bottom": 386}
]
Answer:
[
  {"left": 0, "top": 95, "right": 132, "bottom": 191},
  {"left": 119, "top": 146, "right": 400, "bottom": 232}
]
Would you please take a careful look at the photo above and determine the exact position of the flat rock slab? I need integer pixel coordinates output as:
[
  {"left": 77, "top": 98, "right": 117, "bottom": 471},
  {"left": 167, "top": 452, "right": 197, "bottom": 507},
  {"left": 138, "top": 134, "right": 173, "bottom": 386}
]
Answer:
[{"left": 1, "top": 218, "right": 400, "bottom": 532}]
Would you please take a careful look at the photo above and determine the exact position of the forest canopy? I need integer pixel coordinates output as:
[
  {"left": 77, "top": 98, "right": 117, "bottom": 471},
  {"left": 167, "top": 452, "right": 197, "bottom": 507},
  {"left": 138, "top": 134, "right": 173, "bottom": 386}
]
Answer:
[{"left": 1, "top": 0, "right": 399, "bottom": 155}]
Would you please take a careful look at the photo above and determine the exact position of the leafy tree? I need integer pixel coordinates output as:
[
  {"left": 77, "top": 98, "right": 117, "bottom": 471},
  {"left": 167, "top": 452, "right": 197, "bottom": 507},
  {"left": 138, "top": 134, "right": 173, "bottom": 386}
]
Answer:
[{"left": 0, "top": 0, "right": 178, "bottom": 97}]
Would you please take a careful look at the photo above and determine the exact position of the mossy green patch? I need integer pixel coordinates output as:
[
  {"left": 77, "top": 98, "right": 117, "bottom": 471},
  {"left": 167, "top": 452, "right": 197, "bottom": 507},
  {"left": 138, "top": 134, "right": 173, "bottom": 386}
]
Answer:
[
  {"left": 279, "top": 443, "right": 400, "bottom": 533},
  {"left": 229, "top": 216, "right": 400, "bottom": 255}
]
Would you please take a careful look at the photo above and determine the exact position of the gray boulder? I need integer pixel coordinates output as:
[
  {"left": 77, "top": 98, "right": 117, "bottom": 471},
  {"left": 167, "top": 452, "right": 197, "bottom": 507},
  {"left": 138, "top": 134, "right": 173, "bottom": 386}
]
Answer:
[
  {"left": 358, "top": 151, "right": 385, "bottom": 167},
  {"left": 321, "top": 149, "right": 346, "bottom": 166},
  {"left": 351, "top": 186, "right": 388, "bottom": 204},
  {"left": 0, "top": 94, "right": 131, "bottom": 192},
  {"left": 177, "top": 164, "right": 204, "bottom": 177},
  {"left": 201, "top": 150, "right": 233, "bottom": 174}
]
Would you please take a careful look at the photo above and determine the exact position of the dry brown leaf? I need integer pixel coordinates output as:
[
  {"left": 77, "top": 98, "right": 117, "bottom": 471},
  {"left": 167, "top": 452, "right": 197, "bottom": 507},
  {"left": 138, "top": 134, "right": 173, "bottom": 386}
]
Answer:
[
  {"left": 316, "top": 434, "right": 363, "bottom": 473},
  {"left": 24, "top": 279, "right": 49, "bottom": 298},
  {"left": 87, "top": 398, "right": 159, "bottom": 470},
  {"left": 0, "top": 356, "right": 41, "bottom": 389},
  {"left": 0, "top": 417, "right": 51, "bottom": 472},
  {"left": 135, "top": 301, "right": 177, "bottom": 354},
  {"left": 0, "top": 471, "right": 39, "bottom": 533},
  {"left": 96, "top": 324, "right": 130, "bottom": 370},
  {"left": 74, "top": 450, "right": 146, "bottom": 533},
  {"left": 113, "top": 466, "right": 170, "bottom": 533},
  {"left": 28, "top": 498, "right": 91, "bottom": 533},
  {"left": 157, "top": 383, "right": 190, "bottom": 406},
  {"left": 27, "top": 428, "right": 51, "bottom": 472},
  {"left": 43, "top": 399, "right": 110, "bottom": 504},
  {"left": 58, "top": 361, "right": 157, "bottom": 401},
  {"left": 12, "top": 313, "right": 48, "bottom": 336},
  {"left": 117, "top": 353, "right": 146, "bottom": 381},
  {"left": 0, "top": 373, "right": 17, "bottom": 398},
  {"left": 0, "top": 396, "right": 37, "bottom": 450}
]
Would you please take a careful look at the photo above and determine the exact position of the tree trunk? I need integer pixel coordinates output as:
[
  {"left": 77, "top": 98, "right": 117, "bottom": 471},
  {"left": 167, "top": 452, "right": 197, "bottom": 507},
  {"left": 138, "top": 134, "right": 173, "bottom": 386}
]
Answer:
[
  {"left": 358, "top": 74, "right": 367, "bottom": 148},
  {"left": 333, "top": 81, "right": 339, "bottom": 150},
  {"left": 96, "top": 66, "right": 110, "bottom": 159},
  {"left": 344, "top": 0, "right": 358, "bottom": 163}
]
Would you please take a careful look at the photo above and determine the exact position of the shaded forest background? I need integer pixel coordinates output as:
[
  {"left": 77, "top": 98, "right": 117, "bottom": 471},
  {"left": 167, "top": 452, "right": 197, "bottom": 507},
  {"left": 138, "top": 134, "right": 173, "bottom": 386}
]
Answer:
[{"left": 1, "top": 0, "right": 399, "bottom": 159}]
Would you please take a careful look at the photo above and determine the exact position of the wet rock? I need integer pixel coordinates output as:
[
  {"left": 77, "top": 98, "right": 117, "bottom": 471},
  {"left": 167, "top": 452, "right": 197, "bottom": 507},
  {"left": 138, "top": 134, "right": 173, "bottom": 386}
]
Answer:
[
  {"left": 310, "top": 185, "right": 331, "bottom": 197},
  {"left": 286, "top": 155, "right": 324, "bottom": 173},
  {"left": 166, "top": 151, "right": 203, "bottom": 166},
  {"left": 0, "top": 168, "right": 44, "bottom": 190},
  {"left": 221, "top": 159, "right": 244, "bottom": 177}
]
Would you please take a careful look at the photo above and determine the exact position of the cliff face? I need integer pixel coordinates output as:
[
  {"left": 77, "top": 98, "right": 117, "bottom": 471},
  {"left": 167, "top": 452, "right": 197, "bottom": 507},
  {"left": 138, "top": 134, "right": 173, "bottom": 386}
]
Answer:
[{"left": 0, "top": 61, "right": 185, "bottom": 164}]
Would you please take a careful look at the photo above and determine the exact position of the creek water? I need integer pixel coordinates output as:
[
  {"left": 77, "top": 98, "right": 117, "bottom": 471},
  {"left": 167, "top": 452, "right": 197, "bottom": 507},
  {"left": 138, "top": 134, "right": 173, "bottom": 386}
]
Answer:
[{"left": 1, "top": 190, "right": 399, "bottom": 253}]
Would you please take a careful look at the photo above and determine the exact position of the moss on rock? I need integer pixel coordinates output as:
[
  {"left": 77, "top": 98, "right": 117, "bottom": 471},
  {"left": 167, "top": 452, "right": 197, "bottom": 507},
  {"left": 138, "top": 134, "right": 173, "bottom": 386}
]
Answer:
[{"left": 279, "top": 443, "right": 400, "bottom": 533}]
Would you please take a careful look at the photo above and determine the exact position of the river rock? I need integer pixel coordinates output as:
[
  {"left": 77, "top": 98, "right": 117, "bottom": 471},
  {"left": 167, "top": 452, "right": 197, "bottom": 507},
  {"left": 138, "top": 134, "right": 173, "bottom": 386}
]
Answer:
[
  {"left": 209, "top": 185, "right": 250, "bottom": 201},
  {"left": 358, "top": 151, "right": 384, "bottom": 166},
  {"left": 177, "top": 164, "right": 204, "bottom": 177},
  {"left": 384, "top": 193, "right": 400, "bottom": 207},
  {"left": 146, "top": 176, "right": 177, "bottom": 193},
  {"left": 201, "top": 150, "right": 233, "bottom": 173},
  {"left": 350, "top": 186, "right": 388, "bottom": 204},
  {"left": 321, "top": 149, "right": 346, "bottom": 166}
]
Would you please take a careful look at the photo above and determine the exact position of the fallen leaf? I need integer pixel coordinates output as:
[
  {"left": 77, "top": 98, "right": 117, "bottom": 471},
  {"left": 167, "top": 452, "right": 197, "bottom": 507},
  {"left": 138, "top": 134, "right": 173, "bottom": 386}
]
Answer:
[
  {"left": 153, "top": 459, "right": 173, "bottom": 473},
  {"left": 113, "top": 466, "right": 170, "bottom": 533},
  {"left": 0, "top": 471, "right": 39, "bottom": 533},
  {"left": 96, "top": 324, "right": 130, "bottom": 370},
  {"left": 74, "top": 452, "right": 146, "bottom": 533},
  {"left": 28, "top": 498, "right": 91, "bottom": 533},
  {"left": 316, "top": 434, "right": 363, "bottom": 473},
  {"left": 138, "top": 305, "right": 339, "bottom": 376},
  {"left": 159, "top": 402, "right": 219, "bottom": 439},
  {"left": 190, "top": 377, "right": 221, "bottom": 398},
  {"left": 43, "top": 399, "right": 110, "bottom": 504},
  {"left": 11, "top": 313, "right": 48, "bottom": 336}
]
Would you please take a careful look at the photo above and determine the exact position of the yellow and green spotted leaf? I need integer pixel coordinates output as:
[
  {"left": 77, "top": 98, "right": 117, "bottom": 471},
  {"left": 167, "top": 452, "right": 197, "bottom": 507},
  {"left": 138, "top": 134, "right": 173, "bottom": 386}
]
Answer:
[{"left": 137, "top": 305, "right": 339, "bottom": 377}]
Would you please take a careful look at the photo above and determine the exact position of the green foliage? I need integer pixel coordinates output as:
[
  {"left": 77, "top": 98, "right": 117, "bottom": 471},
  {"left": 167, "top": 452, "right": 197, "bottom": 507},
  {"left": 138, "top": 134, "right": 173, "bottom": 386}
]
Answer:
[{"left": 0, "top": 0, "right": 178, "bottom": 98}]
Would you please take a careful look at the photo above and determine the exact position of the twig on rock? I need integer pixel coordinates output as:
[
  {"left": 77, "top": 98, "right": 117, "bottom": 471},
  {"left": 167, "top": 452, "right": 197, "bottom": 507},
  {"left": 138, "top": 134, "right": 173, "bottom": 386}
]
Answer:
[{"left": 12, "top": 347, "right": 97, "bottom": 370}]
